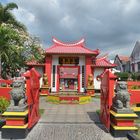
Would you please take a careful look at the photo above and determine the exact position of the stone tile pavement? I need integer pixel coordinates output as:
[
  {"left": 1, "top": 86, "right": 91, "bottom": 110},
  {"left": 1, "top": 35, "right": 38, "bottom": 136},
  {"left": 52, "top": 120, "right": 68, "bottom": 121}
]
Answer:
[{"left": 39, "top": 97, "right": 100, "bottom": 123}]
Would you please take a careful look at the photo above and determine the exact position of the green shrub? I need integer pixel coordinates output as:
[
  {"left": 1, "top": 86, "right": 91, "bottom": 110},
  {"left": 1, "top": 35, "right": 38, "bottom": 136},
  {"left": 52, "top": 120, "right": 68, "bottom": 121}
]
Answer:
[
  {"left": 131, "top": 72, "right": 140, "bottom": 81},
  {"left": 0, "top": 97, "right": 10, "bottom": 114},
  {"left": 131, "top": 85, "right": 140, "bottom": 90},
  {"left": 115, "top": 72, "right": 130, "bottom": 81},
  {"left": 1, "top": 83, "right": 7, "bottom": 87}
]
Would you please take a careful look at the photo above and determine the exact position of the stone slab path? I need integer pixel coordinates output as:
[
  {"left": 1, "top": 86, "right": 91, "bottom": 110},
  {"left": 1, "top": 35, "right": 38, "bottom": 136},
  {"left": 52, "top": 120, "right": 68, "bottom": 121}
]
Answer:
[{"left": 39, "top": 97, "right": 100, "bottom": 123}]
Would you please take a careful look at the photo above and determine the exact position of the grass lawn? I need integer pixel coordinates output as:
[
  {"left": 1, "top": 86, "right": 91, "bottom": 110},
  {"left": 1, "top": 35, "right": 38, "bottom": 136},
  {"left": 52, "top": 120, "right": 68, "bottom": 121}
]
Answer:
[
  {"left": 96, "top": 109, "right": 100, "bottom": 116},
  {"left": 94, "top": 94, "right": 100, "bottom": 99},
  {"left": 137, "top": 127, "right": 140, "bottom": 137},
  {"left": 39, "top": 109, "right": 45, "bottom": 116}
]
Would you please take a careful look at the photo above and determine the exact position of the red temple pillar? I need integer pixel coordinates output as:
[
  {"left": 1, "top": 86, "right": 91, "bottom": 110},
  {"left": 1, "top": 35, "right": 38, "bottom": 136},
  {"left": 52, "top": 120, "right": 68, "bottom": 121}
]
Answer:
[
  {"left": 45, "top": 55, "right": 52, "bottom": 87},
  {"left": 56, "top": 66, "right": 59, "bottom": 92},
  {"left": 78, "top": 66, "right": 80, "bottom": 93},
  {"left": 85, "top": 56, "right": 94, "bottom": 96},
  {"left": 85, "top": 56, "right": 92, "bottom": 86}
]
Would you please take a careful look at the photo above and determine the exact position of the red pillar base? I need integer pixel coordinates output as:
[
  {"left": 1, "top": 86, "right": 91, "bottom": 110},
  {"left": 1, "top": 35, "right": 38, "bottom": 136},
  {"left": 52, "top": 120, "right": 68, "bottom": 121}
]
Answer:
[
  {"left": 87, "top": 89, "right": 94, "bottom": 96},
  {"left": 40, "top": 87, "right": 50, "bottom": 95},
  {"left": 110, "top": 110, "right": 138, "bottom": 137},
  {"left": 1, "top": 110, "right": 29, "bottom": 139},
  {"left": 6, "top": 118, "right": 26, "bottom": 126}
]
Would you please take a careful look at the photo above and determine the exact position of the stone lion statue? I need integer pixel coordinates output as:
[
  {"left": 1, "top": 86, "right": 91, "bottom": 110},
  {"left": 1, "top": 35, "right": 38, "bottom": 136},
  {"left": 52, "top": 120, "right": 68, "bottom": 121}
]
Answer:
[
  {"left": 7, "top": 79, "right": 27, "bottom": 111},
  {"left": 42, "top": 73, "right": 49, "bottom": 87},
  {"left": 113, "top": 81, "right": 131, "bottom": 109},
  {"left": 87, "top": 74, "right": 94, "bottom": 89}
]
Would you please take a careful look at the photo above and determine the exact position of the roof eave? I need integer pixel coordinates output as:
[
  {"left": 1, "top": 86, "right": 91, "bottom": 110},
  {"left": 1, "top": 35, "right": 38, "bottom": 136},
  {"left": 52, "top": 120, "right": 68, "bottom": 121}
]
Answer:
[
  {"left": 91, "top": 65, "right": 116, "bottom": 68},
  {"left": 45, "top": 52, "right": 98, "bottom": 55},
  {"left": 27, "top": 64, "right": 45, "bottom": 66}
]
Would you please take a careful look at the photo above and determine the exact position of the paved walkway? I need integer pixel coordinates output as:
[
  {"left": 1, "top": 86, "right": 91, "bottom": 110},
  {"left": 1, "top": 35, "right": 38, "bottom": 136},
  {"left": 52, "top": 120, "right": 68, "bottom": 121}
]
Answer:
[
  {"left": 26, "top": 97, "right": 127, "bottom": 140},
  {"left": 39, "top": 97, "right": 100, "bottom": 123}
]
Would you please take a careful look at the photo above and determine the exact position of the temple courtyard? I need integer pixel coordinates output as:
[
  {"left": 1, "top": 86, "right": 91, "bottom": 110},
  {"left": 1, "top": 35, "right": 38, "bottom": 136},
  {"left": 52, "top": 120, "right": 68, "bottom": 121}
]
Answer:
[{"left": 22, "top": 97, "right": 128, "bottom": 140}]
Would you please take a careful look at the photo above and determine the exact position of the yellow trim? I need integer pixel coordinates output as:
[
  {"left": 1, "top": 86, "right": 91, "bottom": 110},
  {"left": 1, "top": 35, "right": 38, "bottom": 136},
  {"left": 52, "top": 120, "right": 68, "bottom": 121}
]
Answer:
[
  {"left": 132, "top": 107, "right": 140, "bottom": 112},
  {"left": 2, "top": 110, "right": 28, "bottom": 116},
  {"left": 40, "top": 93, "right": 48, "bottom": 96},
  {"left": 46, "top": 96, "right": 60, "bottom": 103},
  {"left": 115, "top": 118, "right": 135, "bottom": 120},
  {"left": 2, "top": 124, "right": 28, "bottom": 129},
  {"left": 0, "top": 87, "right": 12, "bottom": 88},
  {"left": 110, "top": 110, "right": 138, "bottom": 118},
  {"left": 79, "top": 96, "right": 91, "bottom": 104},
  {"left": 6, "top": 117, "right": 25, "bottom": 120},
  {"left": 111, "top": 123, "right": 138, "bottom": 130}
]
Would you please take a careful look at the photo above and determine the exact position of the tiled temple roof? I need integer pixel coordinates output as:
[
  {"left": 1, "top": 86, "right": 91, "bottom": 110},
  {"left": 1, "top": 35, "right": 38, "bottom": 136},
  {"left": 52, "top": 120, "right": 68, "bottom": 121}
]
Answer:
[{"left": 46, "top": 37, "right": 99, "bottom": 55}]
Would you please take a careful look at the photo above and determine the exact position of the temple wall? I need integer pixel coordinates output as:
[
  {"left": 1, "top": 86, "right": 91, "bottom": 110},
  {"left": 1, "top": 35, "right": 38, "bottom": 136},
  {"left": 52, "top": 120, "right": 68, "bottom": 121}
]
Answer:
[{"left": 94, "top": 68, "right": 105, "bottom": 90}]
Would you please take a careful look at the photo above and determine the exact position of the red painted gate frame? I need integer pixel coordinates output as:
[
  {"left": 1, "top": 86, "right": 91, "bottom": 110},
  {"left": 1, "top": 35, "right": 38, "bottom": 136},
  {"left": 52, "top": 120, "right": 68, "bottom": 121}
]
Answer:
[
  {"left": 100, "top": 69, "right": 117, "bottom": 131},
  {"left": 24, "top": 68, "right": 41, "bottom": 129}
]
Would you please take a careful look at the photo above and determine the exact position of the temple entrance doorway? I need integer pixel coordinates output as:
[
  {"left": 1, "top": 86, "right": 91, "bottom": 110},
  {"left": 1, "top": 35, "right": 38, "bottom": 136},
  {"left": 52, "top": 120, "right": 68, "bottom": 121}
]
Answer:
[
  {"left": 58, "top": 66, "right": 79, "bottom": 93},
  {"left": 60, "top": 78, "right": 78, "bottom": 91}
]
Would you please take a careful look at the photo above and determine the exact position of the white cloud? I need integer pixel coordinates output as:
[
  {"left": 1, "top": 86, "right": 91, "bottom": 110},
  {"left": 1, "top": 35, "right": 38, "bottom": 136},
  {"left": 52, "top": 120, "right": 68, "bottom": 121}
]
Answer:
[
  {"left": 12, "top": 7, "right": 35, "bottom": 25},
  {"left": 6, "top": 0, "right": 140, "bottom": 57}
]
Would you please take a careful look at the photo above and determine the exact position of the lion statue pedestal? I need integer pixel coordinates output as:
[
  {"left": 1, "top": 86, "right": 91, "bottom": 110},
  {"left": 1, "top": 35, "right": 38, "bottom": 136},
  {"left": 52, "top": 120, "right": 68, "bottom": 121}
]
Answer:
[
  {"left": 7, "top": 79, "right": 27, "bottom": 112},
  {"left": 86, "top": 74, "right": 94, "bottom": 96},
  {"left": 112, "top": 81, "right": 133, "bottom": 113},
  {"left": 40, "top": 74, "right": 50, "bottom": 95},
  {"left": 110, "top": 81, "right": 138, "bottom": 137}
]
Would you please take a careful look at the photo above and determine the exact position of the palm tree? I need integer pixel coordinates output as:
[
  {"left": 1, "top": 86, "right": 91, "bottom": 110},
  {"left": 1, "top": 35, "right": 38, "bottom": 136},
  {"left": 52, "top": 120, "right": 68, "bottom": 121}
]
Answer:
[{"left": 0, "top": 2, "right": 26, "bottom": 30}]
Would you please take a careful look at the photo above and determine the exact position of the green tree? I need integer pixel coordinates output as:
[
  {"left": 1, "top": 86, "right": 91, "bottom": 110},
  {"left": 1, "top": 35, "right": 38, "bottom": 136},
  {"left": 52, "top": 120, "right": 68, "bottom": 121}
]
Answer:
[
  {"left": 0, "top": 3, "right": 45, "bottom": 79},
  {"left": 0, "top": 23, "right": 24, "bottom": 79},
  {"left": 0, "top": 2, "right": 26, "bottom": 30},
  {"left": 0, "top": 23, "right": 45, "bottom": 79}
]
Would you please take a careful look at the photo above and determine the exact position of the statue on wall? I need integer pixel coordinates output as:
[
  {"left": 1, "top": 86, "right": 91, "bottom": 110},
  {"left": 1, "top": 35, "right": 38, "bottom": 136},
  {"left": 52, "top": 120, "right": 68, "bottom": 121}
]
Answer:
[
  {"left": 112, "top": 81, "right": 132, "bottom": 113},
  {"left": 87, "top": 74, "right": 94, "bottom": 89},
  {"left": 7, "top": 79, "right": 27, "bottom": 112},
  {"left": 42, "top": 73, "right": 49, "bottom": 87}
]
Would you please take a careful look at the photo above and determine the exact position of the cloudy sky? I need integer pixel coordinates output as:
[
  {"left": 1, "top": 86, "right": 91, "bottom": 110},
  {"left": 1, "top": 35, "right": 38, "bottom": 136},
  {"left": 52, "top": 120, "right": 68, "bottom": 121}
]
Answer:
[{"left": 2, "top": 0, "right": 140, "bottom": 58}]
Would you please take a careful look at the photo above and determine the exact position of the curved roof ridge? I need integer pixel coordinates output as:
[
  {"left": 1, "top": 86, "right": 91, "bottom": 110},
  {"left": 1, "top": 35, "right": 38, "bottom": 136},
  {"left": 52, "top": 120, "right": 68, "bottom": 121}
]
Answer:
[
  {"left": 97, "top": 54, "right": 108, "bottom": 61},
  {"left": 52, "top": 37, "right": 85, "bottom": 46}
]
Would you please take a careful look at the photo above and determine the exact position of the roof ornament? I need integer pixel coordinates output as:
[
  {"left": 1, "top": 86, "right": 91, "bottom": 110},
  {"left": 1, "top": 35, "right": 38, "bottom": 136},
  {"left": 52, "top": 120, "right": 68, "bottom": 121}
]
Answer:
[{"left": 52, "top": 37, "right": 85, "bottom": 46}]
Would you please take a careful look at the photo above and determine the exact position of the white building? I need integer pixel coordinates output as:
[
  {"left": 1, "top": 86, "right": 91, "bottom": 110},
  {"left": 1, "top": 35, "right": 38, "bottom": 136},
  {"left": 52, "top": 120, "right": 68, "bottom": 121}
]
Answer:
[
  {"left": 130, "top": 41, "right": 140, "bottom": 72},
  {"left": 114, "top": 55, "right": 130, "bottom": 72}
]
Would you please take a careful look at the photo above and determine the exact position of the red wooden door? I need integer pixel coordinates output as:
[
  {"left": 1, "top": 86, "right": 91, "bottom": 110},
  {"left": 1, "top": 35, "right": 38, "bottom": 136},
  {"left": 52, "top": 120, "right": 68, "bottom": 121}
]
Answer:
[{"left": 100, "top": 69, "right": 116, "bottom": 131}]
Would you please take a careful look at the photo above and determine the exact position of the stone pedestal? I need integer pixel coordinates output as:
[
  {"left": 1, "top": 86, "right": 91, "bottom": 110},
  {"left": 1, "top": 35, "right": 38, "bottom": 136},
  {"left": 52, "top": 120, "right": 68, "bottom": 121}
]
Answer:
[
  {"left": 1, "top": 110, "right": 29, "bottom": 139},
  {"left": 7, "top": 104, "right": 28, "bottom": 112},
  {"left": 110, "top": 110, "right": 138, "bottom": 137},
  {"left": 40, "top": 86, "right": 50, "bottom": 96},
  {"left": 111, "top": 106, "right": 133, "bottom": 114},
  {"left": 87, "top": 88, "right": 94, "bottom": 96}
]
